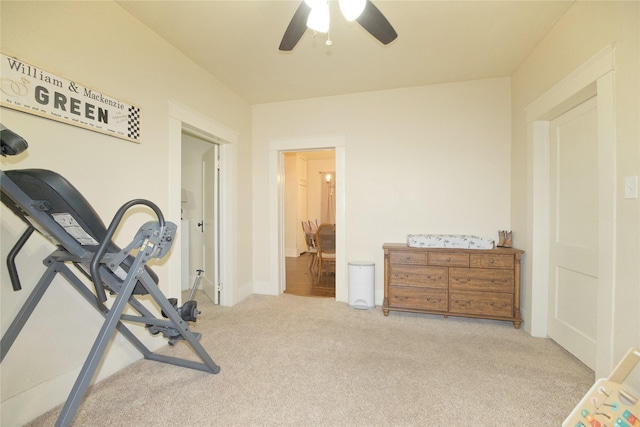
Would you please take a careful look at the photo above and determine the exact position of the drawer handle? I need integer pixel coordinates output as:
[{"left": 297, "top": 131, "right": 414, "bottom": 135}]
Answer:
[
  {"left": 490, "top": 259, "right": 494, "bottom": 264},
  {"left": 446, "top": 257, "right": 451, "bottom": 261},
  {"left": 490, "top": 302, "right": 507, "bottom": 308},
  {"left": 406, "top": 256, "right": 411, "bottom": 260},
  {"left": 426, "top": 298, "right": 442, "bottom": 303}
]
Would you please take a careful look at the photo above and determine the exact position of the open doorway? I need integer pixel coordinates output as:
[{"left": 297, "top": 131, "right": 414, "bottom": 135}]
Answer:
[
  {"left": 283, "top": 150, "right": 336, "bottom": 297},
  {"left": 267, "top": 134, "right": 346, "bottom": 302},
  {"left": 169, "top": 101, "right": 237, "bottom": 307},
  {"left": 181, "top": 132, "right": 219, "bottom": 304}
]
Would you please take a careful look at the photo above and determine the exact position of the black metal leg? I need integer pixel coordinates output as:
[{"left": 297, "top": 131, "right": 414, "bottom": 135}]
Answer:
[
  {"left": 55, "top": 273, "right": 139, "bottom": 427},
  {"left": 1, "top": 260, "right": 57, "bottom": 362}
]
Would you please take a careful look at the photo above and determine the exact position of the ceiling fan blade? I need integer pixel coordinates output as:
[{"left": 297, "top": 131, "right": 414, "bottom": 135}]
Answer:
[
  {"left": 356, "top": 0, "right": 397, "bottom": 45},
  {"left": 279, "top": 2, "right": 312, "bottom": 51}
]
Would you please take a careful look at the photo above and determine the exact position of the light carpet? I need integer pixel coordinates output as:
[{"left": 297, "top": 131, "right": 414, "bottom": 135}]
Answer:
[{"left": 28, "top": 292, "right": 594, "bottom": 426}]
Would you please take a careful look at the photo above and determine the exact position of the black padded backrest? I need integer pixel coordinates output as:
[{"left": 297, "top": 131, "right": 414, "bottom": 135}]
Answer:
[{"left": 3, "top": 169, "right": 109, "bottom": 251}]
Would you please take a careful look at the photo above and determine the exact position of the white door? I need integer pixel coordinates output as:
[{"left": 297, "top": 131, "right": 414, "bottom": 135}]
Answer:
[
  {"left": 201, "top": 145, "right": 219, "bottom": 304},
  {"left": 547, "top": 97, "right": 598, "bottom": 369}
]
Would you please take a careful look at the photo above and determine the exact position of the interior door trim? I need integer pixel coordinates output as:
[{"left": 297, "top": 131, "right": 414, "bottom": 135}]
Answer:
[{"left": 526, "top": 46, "right": 616, "bottom": 378}]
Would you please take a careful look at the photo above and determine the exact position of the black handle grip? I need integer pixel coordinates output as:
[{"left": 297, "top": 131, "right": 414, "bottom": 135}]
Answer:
[{"left": 6, "top": 226, "right": 35, "bottom": 291}]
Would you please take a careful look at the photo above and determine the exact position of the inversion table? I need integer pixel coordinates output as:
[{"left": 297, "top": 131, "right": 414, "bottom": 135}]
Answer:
[{"left": 0, "top": 126, "right": 220, "bottom": 426}]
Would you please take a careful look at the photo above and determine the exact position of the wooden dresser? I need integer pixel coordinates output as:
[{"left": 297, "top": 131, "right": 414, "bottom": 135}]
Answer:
[{"left": 382, "top": 243, "right": 524, "bottom": 328}]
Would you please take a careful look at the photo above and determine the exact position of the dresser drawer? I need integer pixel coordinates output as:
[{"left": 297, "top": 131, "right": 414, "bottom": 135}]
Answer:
[
  {"left": 449, "top": 291, "right": 513, "bottom": 317},
  {"left": 389, "top": 251, "right": 427, "bottom": 265},
  {"left": 429, "top": 251, "right": 469, "bottom": 267},
  {"left": 389, "top": 287, "right": 448, "bottom": 312},
  {"left": 470, "top": 254, "right": 514, "bottom": 269},
  {"left": 449, "top": 268, "right": 514, "bottom": 293},
  {"left": 389, "top": 265, "right": 448, "bottom": 288}
]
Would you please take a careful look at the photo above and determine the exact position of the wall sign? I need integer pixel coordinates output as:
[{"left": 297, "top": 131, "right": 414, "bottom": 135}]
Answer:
[{"left": 1, "top": 53, "right": 141, "bottom": 143}]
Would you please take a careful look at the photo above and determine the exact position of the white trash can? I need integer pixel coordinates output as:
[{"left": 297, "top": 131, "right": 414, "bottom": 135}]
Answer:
[{"left": 348, "top": 262, "right": 375, "bottom": 309}]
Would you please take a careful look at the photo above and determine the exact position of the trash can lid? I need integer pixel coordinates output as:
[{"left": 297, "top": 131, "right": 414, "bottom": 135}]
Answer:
[{"left": 348, "top": 261, "right": 375, "bottom": 266}]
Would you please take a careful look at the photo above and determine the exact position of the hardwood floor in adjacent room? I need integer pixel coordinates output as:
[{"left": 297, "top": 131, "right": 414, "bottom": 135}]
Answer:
[{"left": 285, "top": 253, "right": 335, "bottom": 298}]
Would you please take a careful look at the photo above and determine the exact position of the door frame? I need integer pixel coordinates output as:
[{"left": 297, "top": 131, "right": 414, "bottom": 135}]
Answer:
[
  {"left": 267, "top": 135, "right": 347, "bottom": 302},
  {"left": 169, "top": 100, "right": 238, "bottom": 306},
  {"left": 526, "top": 46, "right": 616, "bottom": 378}
]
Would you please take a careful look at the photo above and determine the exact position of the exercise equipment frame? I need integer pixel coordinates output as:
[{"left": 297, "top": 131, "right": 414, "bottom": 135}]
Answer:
[{"left": 1, "top": 170, "right": 220, "bottom": 427}]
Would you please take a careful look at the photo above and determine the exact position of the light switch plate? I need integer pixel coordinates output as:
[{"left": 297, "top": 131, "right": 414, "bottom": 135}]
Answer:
[{"left": 624, "top": 176, "right": 638, "bottom": 199}]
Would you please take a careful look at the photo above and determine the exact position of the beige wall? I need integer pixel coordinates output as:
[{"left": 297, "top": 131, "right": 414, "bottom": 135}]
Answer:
[
  {"left": 252, "top": 77, "right": 513, "bottom": 303},
  {"left": 511, "top": 1, "right": 639, "bottom": 373},
  {"left": 307, "top": 157, "right": 337, "bottom": 223},
  {"left": 0, "top": 2, "right": 252, "bottom": 425}
]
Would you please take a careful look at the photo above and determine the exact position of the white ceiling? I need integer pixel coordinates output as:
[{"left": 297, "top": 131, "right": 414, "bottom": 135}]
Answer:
[{"left": 116, "top": 0, "right": 574, "bottom": 105}]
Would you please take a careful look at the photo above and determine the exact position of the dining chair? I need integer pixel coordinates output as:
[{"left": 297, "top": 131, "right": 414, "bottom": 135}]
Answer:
[
  {"left": 309, "top": 219, "right": 318, "bottom": 234},
  {"left": 301, "top": 221, "right": 318, "bottom": 272},
  {"left": 315, "top": 223, "right": 336, "bottom": 282}
]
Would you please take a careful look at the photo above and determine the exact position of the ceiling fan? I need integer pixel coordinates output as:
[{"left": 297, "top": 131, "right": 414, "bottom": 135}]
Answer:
[{"left": 279, "top": 0, "right": 397, "bottom": 51}]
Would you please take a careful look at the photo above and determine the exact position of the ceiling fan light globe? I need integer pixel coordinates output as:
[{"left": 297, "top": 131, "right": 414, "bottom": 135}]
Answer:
[
  {"left": 306, "top": 2, "right": 330, "bottom": 33},
  {"left": 338, "top": 0, "right": 366, "bottom": 21}
]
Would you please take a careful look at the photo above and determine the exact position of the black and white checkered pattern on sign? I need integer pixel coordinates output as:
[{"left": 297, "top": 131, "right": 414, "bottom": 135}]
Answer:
[{"left": 127, "top": 106, "right": 140, "bottom": 140}]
